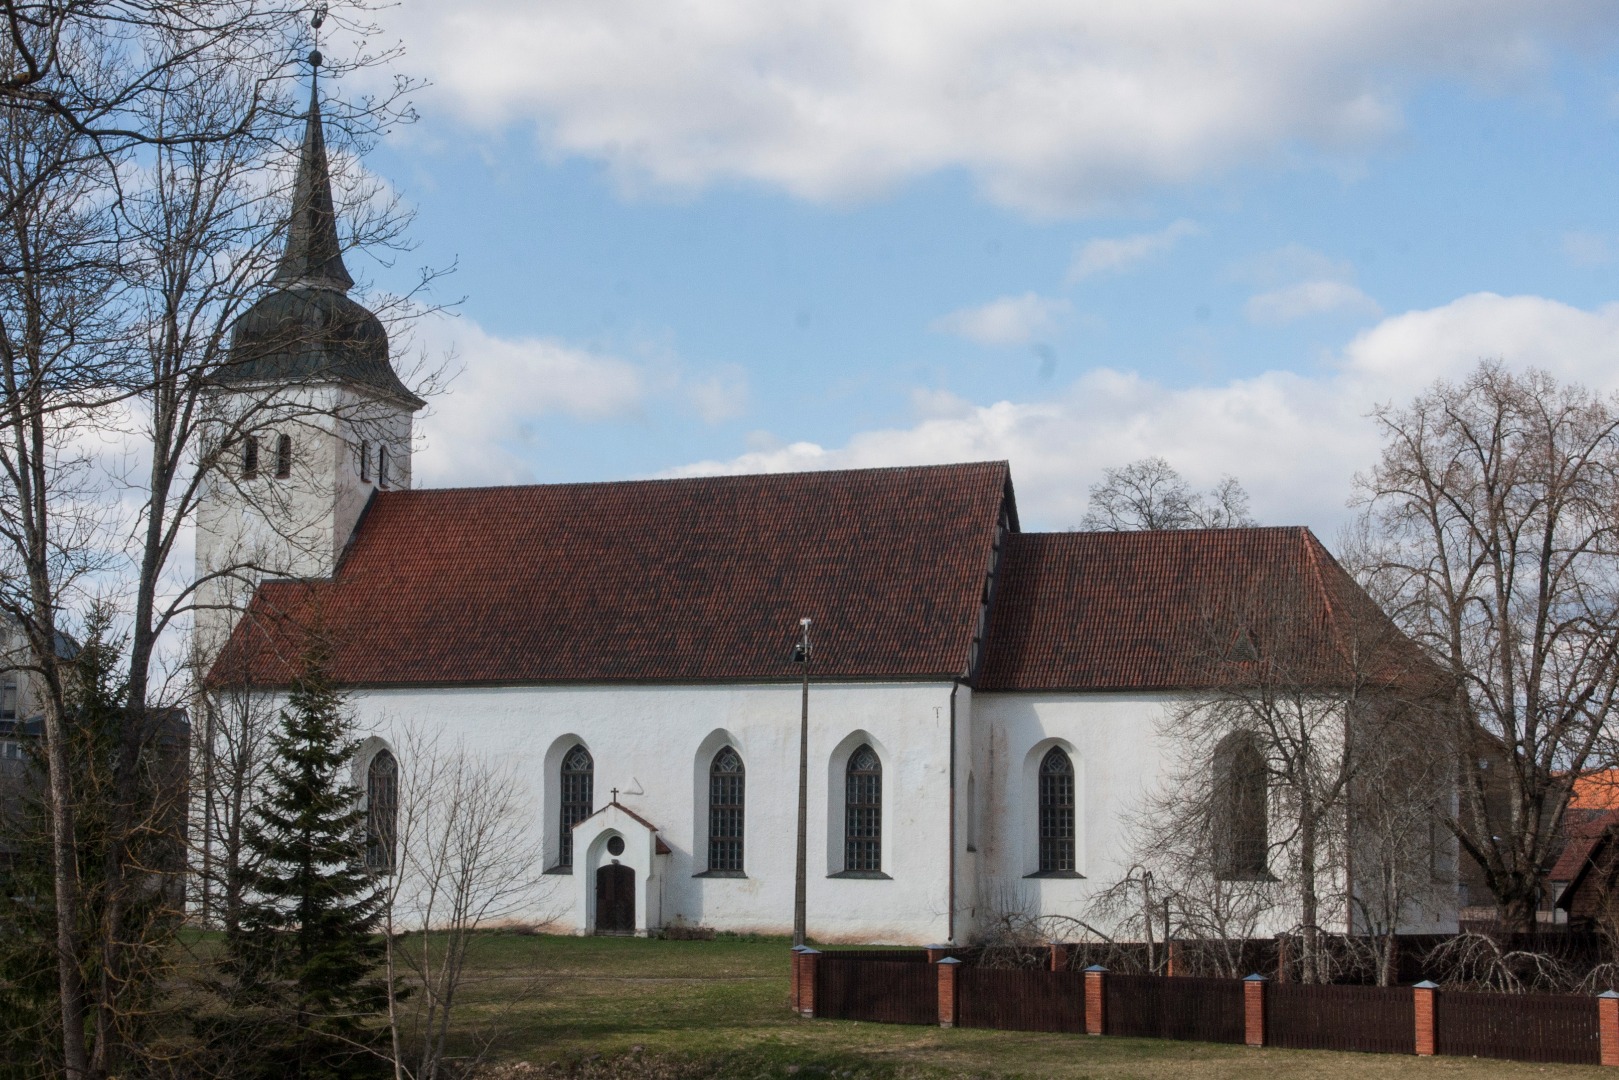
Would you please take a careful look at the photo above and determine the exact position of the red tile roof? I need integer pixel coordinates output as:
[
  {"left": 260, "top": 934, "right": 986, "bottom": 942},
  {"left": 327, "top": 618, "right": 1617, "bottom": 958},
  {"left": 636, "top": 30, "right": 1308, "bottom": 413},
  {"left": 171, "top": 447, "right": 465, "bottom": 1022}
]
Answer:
[
  {"left": 214, "top": 462, "right": 1014, "bottom": 687},
  {"left": 1550, "top": 809, "right": 1619, "bottom": 882},
  {"left": 976, "top": 526, "right": 1434, "bottom": 692}
]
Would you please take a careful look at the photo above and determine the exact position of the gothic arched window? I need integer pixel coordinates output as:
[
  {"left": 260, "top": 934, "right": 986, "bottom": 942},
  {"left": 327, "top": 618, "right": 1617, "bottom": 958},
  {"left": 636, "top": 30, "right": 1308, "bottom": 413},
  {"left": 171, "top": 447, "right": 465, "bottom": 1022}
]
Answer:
[
  {"left": 559, "top": 744, "right": 594, "bottom": 868},
  {"left": 1038, "top": 747, "right": 1075, "bottom": 873},
  {"left": 845, "top": 744, "right": 882, "bottom": 872},
  {"left": 274, "top": 433, "right": 292, "bottom": 479},
  {"left": 365, "top": 748, "right": 398, "bottom": 872},
  {"left": 1213, "top": 732, "right": 1269, "bottom": 880},
  {"left": 708, "top": 746, "right": 745, "bottom": 872}
]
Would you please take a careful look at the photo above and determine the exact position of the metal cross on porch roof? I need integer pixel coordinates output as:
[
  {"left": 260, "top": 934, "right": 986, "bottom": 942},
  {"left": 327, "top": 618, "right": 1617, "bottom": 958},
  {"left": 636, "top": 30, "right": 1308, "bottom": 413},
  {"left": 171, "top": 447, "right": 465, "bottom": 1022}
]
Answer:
[{"left": 611, "top": 787, "right": 619, "bottom": 802}]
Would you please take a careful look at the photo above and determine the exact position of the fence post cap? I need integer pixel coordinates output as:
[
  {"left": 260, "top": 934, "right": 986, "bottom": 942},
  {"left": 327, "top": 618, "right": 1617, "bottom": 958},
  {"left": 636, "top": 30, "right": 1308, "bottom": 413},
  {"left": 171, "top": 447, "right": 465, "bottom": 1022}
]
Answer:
[
  {"left": 937, "top": 956, "right": 962, "bottom": 965},
  {"left": 925, "top": 943, "right": 951, "bottom": 950},
  {"left": 791, "top": 944, "right": 808, "bottom": 952},
  {"left": 799, "top": 947, "right": 821, "bottom": 955},
  {"left": 1244, "top": 973, "right": 1268, "bottom": 982},
  {"left": 1084, "top": 964, "right": 1109, "bottom": 973},
  {"left": 1413, "top": 980, "right": 1439, "bottom": 990},
  {"left": 1599, "top": 989, "right": 1619, "bottom": 999}
]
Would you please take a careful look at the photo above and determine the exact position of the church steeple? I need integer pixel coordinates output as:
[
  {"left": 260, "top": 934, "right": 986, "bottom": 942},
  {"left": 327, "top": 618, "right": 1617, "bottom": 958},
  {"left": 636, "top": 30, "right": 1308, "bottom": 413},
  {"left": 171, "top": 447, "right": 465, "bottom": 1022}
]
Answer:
[{"left": 273, "top": 65, "right": 353, "bottom": 292}]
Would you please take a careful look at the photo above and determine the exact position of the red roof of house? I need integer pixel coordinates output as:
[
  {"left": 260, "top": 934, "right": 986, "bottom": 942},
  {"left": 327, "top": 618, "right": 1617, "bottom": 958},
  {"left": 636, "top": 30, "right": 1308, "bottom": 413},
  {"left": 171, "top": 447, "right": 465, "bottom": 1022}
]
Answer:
[
  {"left": 1550, "top": 809, "right": 1619, "bottom": 883},
  {"left": 214, "top": 461, "right": 1014, "bottom": 687},
  {"left": 976, "top": 526, "right": 1432, "bottom": 692}
]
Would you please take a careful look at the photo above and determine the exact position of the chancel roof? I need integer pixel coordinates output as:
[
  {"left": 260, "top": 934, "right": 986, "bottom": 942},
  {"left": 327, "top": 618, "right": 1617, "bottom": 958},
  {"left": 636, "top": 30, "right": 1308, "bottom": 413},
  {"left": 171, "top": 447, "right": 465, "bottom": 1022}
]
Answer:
[
  {"left": 214, "top": 462, "right": 1015, "bottom": 687},
  {"left": 976, "top": 526, "right": 1437, "bottom": 693}
]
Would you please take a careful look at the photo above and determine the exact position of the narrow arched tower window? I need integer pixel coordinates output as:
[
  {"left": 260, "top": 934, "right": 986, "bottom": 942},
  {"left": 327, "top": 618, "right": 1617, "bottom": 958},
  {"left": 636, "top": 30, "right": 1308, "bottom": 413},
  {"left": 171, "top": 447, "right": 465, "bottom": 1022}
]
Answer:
[
  {"left": 1213, "top": 731, "right": 1269, "bottom": 880},
  {"left": 365, "top": 748, "right": 398, "bottom": 872},
  {"left": 845, "top": 744, "right": 882, "bottom": 872},
  {"left": 1038, "top": 747, "right": 1075, "bottom": 873},
  {"left": 708, "top": 746, "right": 745, "bottom": 872},
  {"left": 274, "top": 434, "right": 292, "bottom": 479},
  {"left": 359, "top": 440, "right": 371, "bottom": 482},
  {"left": 242, "top": 435, "right": 259, "bottom": 479},
  {"left": 378, "top": 444, "right": 390, "bottom": 487},
  {"left": 560, "top": 744, "right": 594, "bottom": 868}
]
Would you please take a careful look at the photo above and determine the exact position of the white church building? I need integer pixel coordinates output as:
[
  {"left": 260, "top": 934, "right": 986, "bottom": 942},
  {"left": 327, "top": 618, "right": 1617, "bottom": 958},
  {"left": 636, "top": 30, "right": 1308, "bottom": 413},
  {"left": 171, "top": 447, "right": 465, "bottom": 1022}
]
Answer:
[{"left": 198, "top": 87, "right": 1455, "bottom": 946}]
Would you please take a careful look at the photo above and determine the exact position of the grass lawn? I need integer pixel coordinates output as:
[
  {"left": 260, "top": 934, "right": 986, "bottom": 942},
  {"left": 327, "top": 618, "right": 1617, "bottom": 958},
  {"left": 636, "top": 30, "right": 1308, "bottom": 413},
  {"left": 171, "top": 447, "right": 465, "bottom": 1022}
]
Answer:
[{"left": 440, "top": 933, "right": 1609, "bottom": 1079}]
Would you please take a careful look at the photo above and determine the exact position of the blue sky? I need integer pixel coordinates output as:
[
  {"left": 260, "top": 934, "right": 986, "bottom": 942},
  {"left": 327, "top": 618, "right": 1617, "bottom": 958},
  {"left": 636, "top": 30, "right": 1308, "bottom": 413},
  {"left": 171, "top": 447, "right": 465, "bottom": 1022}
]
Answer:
[{"left": 348, "top": 2, "right": 1619, "bottom": 536}]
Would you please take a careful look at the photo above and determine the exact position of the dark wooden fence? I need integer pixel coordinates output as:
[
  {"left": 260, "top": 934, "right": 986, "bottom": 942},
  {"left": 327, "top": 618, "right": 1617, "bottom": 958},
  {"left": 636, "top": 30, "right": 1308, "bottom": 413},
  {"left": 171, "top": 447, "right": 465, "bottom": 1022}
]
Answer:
[
  {"left": 1103, "top": 973, "right": 1245, "bottom": 1044},
  {"left": 800, "top": 949, "right": 1618, "bottom": 1067},
  {"left": 814, "top": 958, "right": 936, "bottom": 1024},
  {"left": 1434, "top": 990, "right": 1601, "bottom": 1066},
  {"left": 957, "top": 966, "right": 1086, "bottom": 1033},
  {"left": 1267, "top": 982, "right": 1415, "bottom": 1055}
]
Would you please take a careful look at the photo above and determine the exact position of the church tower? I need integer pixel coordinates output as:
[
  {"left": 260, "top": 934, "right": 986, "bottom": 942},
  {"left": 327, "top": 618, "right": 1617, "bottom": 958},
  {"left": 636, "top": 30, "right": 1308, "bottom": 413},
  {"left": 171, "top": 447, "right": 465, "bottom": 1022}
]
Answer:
[{"left": 194, "top": 64, "right": 424, "bottom": 655}]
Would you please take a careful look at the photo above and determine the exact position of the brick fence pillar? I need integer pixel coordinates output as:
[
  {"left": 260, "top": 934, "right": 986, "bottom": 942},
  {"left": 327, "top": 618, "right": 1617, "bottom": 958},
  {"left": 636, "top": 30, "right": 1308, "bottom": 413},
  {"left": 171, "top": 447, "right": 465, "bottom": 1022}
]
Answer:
[
  {"left": 1413, "top": 980, "right": 1438, "bottom": 1056},
  {"left": 937, "top": 956, "right": 961, "bottom": 1028},
  {"left": 798, "top": 948, "right": 820, "bottom": 1019},
  {"left": 925, "top": 943, "right": 951, "bottom": 964},
  {"left": 1243, "top": 974, "right": 1267, "bottom": 1048},
  {"left": 1600, "top": 990, "right": 1619, "bottom": 1066},
  {"left": 1084, "top": 965, "right": 1107, "bottom": 1036},
  {"left": 1166, "top": 940, "right": 1183, "bottom": 977},
  {"left": 1049, "top": 941, "right": 1064, "bottom": 972},
  {"left": 790, "top": 945, "right": 803, "bottom": 1012}
]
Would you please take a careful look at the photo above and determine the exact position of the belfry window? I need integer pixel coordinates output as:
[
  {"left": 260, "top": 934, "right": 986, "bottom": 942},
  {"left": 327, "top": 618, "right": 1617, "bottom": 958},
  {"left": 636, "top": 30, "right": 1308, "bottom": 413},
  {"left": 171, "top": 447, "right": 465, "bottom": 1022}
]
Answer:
[
  {"left": 359, "top": 440, "right": 371, "bottom": 482},
  {"left": 365, "top": 748, "right": 399, "bottom": 872},
  {"left": 378, "top": 444, "right": 390, "bottom": 487},
  {"left": 1213, "top": 731, "right": 1269, "bottom": 880},
  {"left": 559, "top": 744, "right": 593, "bottom": 868},
  {"left": 274, "top": 434, "right": 292, "bottom": 479},
  {"left": 708, "top": 746, "right": 745, "bottom": 872},
  {"left": 1038, "top": 747, "right": 1075, "bottom": 873},
  {"left": 242, "top": 435, "right": 259, "bottom": 479},
  {"left": 845, "top": 744, "right": 882, "bottom": 872}
]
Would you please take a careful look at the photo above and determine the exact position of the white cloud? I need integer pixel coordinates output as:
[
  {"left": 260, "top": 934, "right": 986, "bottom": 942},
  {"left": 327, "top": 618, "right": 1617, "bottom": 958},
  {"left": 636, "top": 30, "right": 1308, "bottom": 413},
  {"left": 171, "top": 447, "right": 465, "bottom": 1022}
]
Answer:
[
  {"left": 1232, "top": 243, "right": 1379, "bottom": 325},
  {"left": 1245, "top": 280, "right": 1382, "bottom": 324},
  {"left": 1563, "top": 230, "right": 1613, "bottom": 267},
  {"left": 1068, "top": 220, "right": 1201, "bottom": 281},
  {"left": 686, "top": 365, "right": 750, "bottom": 423},
  {"left": 669, "top": 292, "right": 1619, "bottom": 533},
  {"left": 930, "top": 293, "right": 1071, "bottom": 345},
  {"left": 413, "top": 318, "right": 649, "bottom": 485},
  {"left": 387, "top": 1, "right": 1614, "bottom": 214}
]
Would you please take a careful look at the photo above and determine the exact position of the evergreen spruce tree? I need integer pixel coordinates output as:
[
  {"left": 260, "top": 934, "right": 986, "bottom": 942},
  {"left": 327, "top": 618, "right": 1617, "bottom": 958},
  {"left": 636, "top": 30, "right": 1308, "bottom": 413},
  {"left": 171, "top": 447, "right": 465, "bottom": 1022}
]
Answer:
[{"left": 224, "top": 636, "right": 393, "bottom": 1079}]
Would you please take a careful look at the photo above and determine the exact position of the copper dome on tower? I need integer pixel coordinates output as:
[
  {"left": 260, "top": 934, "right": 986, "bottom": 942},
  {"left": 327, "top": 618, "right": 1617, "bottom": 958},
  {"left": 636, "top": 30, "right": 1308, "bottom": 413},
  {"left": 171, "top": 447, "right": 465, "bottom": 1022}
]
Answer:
[{"left": 220, "top": 80, "right": 422, "bottom": 407}]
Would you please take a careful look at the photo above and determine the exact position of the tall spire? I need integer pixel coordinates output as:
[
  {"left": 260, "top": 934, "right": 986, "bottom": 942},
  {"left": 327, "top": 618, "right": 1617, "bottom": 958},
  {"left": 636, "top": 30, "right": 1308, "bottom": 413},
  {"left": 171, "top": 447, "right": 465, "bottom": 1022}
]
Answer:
[{"left": 272, "top": 61, "right": 354, "bottom": 292}]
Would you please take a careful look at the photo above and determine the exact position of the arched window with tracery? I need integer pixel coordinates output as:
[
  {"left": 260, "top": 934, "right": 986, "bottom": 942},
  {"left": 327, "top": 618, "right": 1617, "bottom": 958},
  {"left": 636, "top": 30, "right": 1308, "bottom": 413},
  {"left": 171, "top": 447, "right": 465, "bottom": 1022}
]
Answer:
[
  {"left": 845, "top": 744, "right": 882, "bottom": 872},
  {"left": 559, "top": 744, "right": 594, "bottom": 868},
  {"left": 365, "top": 748, "right": 398, "bottom": 872},
  {"left": 1038, "top": 747, "right": 1075, "bottom": 873},
  {"left": 708, "top": 746, "right": 745, "bottom": 872},
  {"left": 1213, "top": 731, "right": 1269, "bottom": 880}
]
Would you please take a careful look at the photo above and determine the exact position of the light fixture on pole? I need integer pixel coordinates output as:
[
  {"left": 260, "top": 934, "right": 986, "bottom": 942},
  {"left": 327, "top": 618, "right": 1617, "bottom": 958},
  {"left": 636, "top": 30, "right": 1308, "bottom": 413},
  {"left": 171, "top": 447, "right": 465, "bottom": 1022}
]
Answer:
[{"left": 792, "top": 617, "right": 812, "bottom": 947}]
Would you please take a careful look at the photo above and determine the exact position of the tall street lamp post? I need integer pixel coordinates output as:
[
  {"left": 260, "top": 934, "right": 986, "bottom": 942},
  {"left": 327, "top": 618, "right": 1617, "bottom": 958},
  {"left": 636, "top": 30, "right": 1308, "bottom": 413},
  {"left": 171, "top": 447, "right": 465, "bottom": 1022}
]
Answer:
[{"left": 793, "top": 617, "right": 812, "bottom": 947}]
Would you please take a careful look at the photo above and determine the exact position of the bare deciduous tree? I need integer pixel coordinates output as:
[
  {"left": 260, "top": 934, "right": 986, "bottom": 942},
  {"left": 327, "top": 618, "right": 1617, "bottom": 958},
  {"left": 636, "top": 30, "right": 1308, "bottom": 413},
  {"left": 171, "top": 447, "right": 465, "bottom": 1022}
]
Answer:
[
  {"left": 1080, "top": 456, "right": 1254, "bottom": 531},
  {"left": 380, "top": 732, "right": 551, "bottom": 1080},
  {"left": 1355, "top": 361, "right": 1619, "bottom": 932}
]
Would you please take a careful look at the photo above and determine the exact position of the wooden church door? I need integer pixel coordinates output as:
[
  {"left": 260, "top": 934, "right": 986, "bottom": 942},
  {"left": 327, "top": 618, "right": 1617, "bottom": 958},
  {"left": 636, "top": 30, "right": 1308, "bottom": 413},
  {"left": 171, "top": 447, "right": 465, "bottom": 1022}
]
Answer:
[{"left": 595, "top": 864, "right": 636, "bottom": 934}]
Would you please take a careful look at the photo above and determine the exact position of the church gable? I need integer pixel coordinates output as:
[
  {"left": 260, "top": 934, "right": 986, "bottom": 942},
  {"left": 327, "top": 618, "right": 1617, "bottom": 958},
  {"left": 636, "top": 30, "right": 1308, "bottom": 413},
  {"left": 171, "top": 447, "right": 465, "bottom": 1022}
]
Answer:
[{"left": 215, "top": 460, "right": 1013, "bottom": 687}]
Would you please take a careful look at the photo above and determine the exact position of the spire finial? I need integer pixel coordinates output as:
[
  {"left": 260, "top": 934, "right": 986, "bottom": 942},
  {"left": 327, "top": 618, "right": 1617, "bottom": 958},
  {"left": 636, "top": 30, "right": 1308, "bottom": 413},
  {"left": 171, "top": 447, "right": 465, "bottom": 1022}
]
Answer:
[{"left": 272, "top": 3, "right": 351, "bottom": 293}]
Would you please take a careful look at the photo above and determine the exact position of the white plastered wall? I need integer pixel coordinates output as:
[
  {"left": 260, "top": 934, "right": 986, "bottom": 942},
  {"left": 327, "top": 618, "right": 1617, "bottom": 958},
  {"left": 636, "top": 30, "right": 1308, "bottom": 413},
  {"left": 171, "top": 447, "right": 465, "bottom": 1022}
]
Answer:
[
  {"left": 344, "top": 679, "right": 961, "bottom": 944},
  {"left": 969, "top": 691, "right": 1458, "bottom": 939},
  {"left": 193, "top": 382, "right": 415, "bottom": 655}
]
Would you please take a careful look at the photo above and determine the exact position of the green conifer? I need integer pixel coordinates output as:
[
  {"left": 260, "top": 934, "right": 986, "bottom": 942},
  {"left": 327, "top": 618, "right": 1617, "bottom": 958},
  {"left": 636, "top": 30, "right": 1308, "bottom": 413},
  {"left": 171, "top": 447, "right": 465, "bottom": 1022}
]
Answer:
[{"left": 224, "top": 635, "right": 393, "bottom": 1079}]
